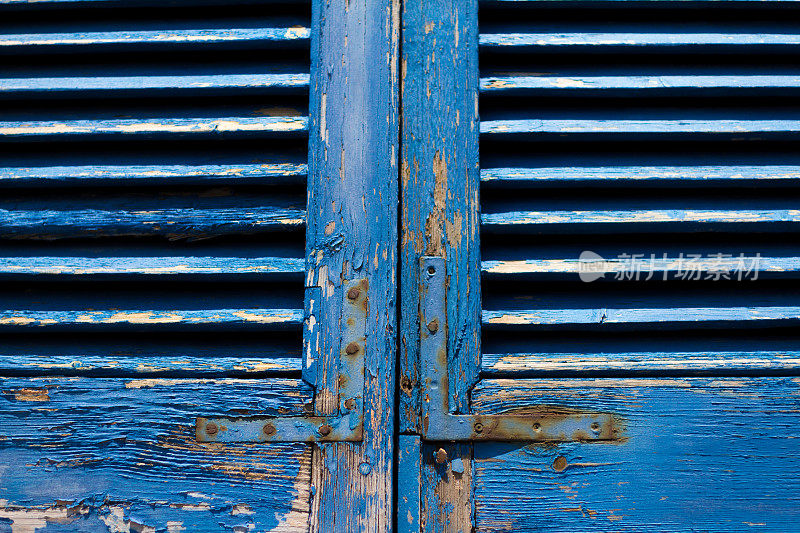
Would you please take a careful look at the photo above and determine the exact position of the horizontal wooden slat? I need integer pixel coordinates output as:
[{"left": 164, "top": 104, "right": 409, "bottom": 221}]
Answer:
[
  {"left": 0, "top": 255, "right": 304, "bottom": 275},
  {"left": 472, "top": 377, "right": 800, "bottom": 532},
  {"left": 482, "top": 256, "right": 796, "bottom": 276},
  {"left": 482, "top": 350, "right": 800, "bottom": 374},
  {"left": 0, "top": 376, "right": 311, "bottom": 532},
  {"left": 0, "top": 0, "right": 306, "bottom": 5},
  {"left": 0, "top": 354, "right": 300, "bottom": 374},
  {"left": 480, "top": 33, "right": 800, "bottom": 47},
  {"left": 0, "top": 116, "right": 308, "bottom": 140},
  {"left": 0, "top": 206, "right": 304, "bottom": 239},
  {"left": 480, "top": 165, "right": 800, "bottom": 184},
  {"left": 0, "top": 163, "right": 308, "bottom": 186},
  {"left": 483, "top": 306, "right": 800, "bottom": 327},
  {"left": 481, "top": 76, "right": 800, "bottom": 92},
  {"left": 481, "top": 209, "right": 800, "bottom": 232},
  {"left": 481, "top": 119, "right": 800, "bottom": 135},
  {"left": 0, "top": 74, "right": 309, "bottom": 96},
  {"left": 0, "top": 27, "right": 309, "bottom": 49},
  {"left": 0, "top": 308, "right": 303, "bottom": 329}
]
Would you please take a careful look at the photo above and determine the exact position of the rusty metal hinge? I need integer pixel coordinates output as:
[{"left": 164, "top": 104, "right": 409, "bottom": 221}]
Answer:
[
  {"left": 419, "top": 257, "right": 618, "bottom": 442},
  {"left": 195, "top": 279, "right": 367, "bottom": 443}
]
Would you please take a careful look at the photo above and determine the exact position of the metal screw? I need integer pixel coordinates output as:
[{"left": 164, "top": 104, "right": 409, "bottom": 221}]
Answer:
[
  {"left": 427, "top": 266, "right": 436, "bottom": 275},
  {"left": 344, "top": 398, "right": 356, "bottom": 410},
  {"left": 427, "top": 318, "right": 439, "bottom": 334},
  {"left": 205, "top": 422, "right": 218, "bottom": 435},
  {"left": 263, "top": 423, "right": 276, "bottom": 436},
  {"left": 532, "top": 422, "right": 541, "bottom": 431},
  {"left": 318, "top": 424, "right": 332, "bottom": 436},
  {"left": 473, "top": 422, "right": 484, "bottom": 434},
  {"left": 347, "top": 287, "right": 360, "bottom": 300},
  {"left": 591, "top": 422, "right": 600, "bottom": 432},
  {"left": 345, "top": 342, "right": 359, "bottom": 355},
  {"left": 435, "top": 448, "right": 448, "bottom": 464}
]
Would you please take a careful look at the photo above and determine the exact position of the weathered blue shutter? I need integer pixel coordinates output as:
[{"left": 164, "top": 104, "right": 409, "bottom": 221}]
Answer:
[
  {"left": 0, "top": 1, "right": 316, "bottom": 530},
  {"left": 401, "top": 1, "right": 800, "bottom": 531}
]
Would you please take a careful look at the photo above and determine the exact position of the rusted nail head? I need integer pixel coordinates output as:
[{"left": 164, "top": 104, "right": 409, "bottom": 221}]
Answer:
[
  {"left": 345, "top": 342, "right": 359, "bottom": 355},
  {"left": 205, "top": 422, "right": 218, "bottom": 435},
  {"left": 591, "top": 422, "right": 600, "bottom": 432},
  {"left": 473, "top": 422, "right": 483, "bottom": 433},
  {"left": 427, "top": 265, "right": 436, "bottom": 275},
  {"left": 427, "top": 318, "right": 439, "bottom": 334},
  {"left": 263, "top": 423, "right": 276, "bottom": 436},
  {"left": 347, "top": 287, "right": 360, "bottom": 300},
  {"left": 532, "top": 422, "right": 541, "bottom": 431},
  {"left": 344, "top": 398, "right": 356, "bottom": 410},
  {"left": 318, "top": 424, "right": 332, "bottom": 436},
  {"left": 434, "top": 448, "right": 448, "bottom": 464}
]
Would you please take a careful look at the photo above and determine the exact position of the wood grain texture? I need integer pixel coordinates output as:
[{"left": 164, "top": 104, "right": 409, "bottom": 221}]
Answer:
[
  {"left": 305, "top": 0, "right": 399, "bottom": 530},
  {"left": 420, "top": 443, "right": 474, "bottom": 533},
  {"left": 472, "top": 377, "right": 800, "bottom": 532},
  {"left": 482, "top": 350, "right": 800, "bottom": 375},
  {"left": 398, "top": 435, "right": 421, "bottom": 533},
  {"left": 0, "top": 164, "right": 308, "bottom": 187},
  {"left": 0, "top": 377, "right": 312, "bottom": 532},
  {"left": 480, "top": 33, "right": 800, "bottom": 47},
  {"left": 400, "top": 0, "right": 481, "bottom": 431},
  {"left": 402, "top": 2, "right": 479, "bottom": 531}
]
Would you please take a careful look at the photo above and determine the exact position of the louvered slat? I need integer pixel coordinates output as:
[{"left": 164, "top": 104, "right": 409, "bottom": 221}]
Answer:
[
  {"left": 0, "top": 0, "right": 310, "bottom": 375},
  {"left": 479, "top": 0, "right": 800, "bottom": 371}
]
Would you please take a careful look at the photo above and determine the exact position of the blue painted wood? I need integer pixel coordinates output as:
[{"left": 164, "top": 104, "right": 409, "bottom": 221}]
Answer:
[
  {"left": 0, "top": 335, "right": 302, "bottom": 376},
  {"left": 481, "top": 209, "right": 800, "bottom": 233},
  {"left": 482, "top": 350, "right": 800, "bottom": 374},
  {"left": 0, "top": 255, "right": 304, "bottom": 275},
  {"left": 480, "top": 33, "right": 800, "bottom": 47},
  {"left": 0, "top": 205, "right": 304, "bottom": 239},
  {"left": 0, "top": 164, "right": 307, "bottom": 186},
  {"left": 400, "top": 0, "right": 481, "bottom": 436},
  {"left": 0, "top": 308, "right": 303, "bottom": 330},
  {"left": 481, "top": 119, "right": 800, "bottom": 136},
  {"left": 481, "top": 75, "right": 800, "bottom": 93},
  {"left": 304, "top": 0, "right": 399, "bottom": 528},
  {"left": 480, "top": 165, "right": 800, "bottom": 185},
  {"left": 0, "top": 0, "right": 314, "bottom": 528},
  {"left": 472, "top": 377, "right": 800, "bottom": 532},
  {"left": 0, "top": 27, "right": 310, "bottom": 49},
  {"left": 402, "top": 1, "right": 479, "bottom": 530},
  {"left": 0, "top": 377, "right": 313, "bottom": 532},
  {"left": 482, "top": 256, "right": 800, "bottom": 278},
  {"left": 0, "top": 116, "right": 307, "bottom": 140},
  {"left": 397, "top": 435, "right": 421, "bottom": 533},
  {"left": 0, "top": 74, "right": 309, "bottom": 97},
  {"left": 0, "top": 354, "right": 301, "bottom": 375},
  {"left": 483, "top": 307, "right": 800, "bottom": 328}
]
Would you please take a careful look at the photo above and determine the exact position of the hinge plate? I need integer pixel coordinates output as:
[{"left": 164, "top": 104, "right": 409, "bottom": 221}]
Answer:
[
  {"left": 419, "top": 256, "right": 619, "bottom": 442},
  {"left": 196, "top": 279, "right": 367, "bottom": 443}
]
